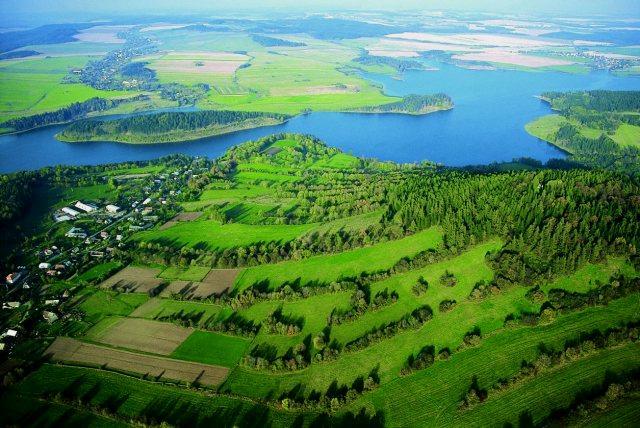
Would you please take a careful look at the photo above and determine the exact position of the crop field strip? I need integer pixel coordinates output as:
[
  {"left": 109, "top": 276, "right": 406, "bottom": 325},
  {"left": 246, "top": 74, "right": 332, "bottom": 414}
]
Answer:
[
  {"left": 84, "top": 317, "right": 192, "bottom": 355},
  {"left": 98, "top": 266, "right": 164, "bottom": 293},
  {"left": 45, "top": 337, "right": 229, "bottom": 387}
]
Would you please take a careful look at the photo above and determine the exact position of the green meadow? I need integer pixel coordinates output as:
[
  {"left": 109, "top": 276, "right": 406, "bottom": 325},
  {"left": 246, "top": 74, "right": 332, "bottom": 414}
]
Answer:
[
  {"left": 234, "top": 226, "right": 443, "bottom": 290},
  {"left": 0, "top": 56, "right": 133, "bottom": 122}
]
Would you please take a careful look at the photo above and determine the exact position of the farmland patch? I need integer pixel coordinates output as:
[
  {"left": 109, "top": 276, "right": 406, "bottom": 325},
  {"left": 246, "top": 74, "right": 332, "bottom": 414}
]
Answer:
[
  {"left": 99, "top": 266, "right": 164, "bottom": 293},
  {"left": 45, "top": 337, "right": 228, "bottom": 386},
  {"left": 85, "top": 317, "right": 192, "bottom": 355}
]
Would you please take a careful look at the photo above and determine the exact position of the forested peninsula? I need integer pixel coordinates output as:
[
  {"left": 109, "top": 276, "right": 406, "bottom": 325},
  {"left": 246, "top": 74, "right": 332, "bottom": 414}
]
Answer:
[
  {"left": 56, "top": 110, "right": 291, "bottom": 144},
  {"left": 526, "top": 90, "right": 640, "bottom": 176}
]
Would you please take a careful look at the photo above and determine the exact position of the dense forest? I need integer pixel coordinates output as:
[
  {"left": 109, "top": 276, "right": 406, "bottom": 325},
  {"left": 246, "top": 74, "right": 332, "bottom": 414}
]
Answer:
[
  {"left": 354, "top": 94, "right": 453, "bottom": 114},
  {"left": 0, "top": 173, "right": 34, "bottom": 224},
  {"left": 57, "top": 110, "right": 291, "bottom": 143},
  {"left": 386, "top": 169, "right": 639, "bottom": 287},
  {"left": 0, "top": 50, "right": 40, "bottom": 60},
  {"left": 0, "top": 96, "right": 149, "bottom": 133},
  {"left": 0, "top": 23, "right": 92, "bottom": 53},
  {"left": 251, "top": 35, "right": 306, "bottom": 47},
  {"left": 542, "top": 90, "right": 640, "bottom": 113}
]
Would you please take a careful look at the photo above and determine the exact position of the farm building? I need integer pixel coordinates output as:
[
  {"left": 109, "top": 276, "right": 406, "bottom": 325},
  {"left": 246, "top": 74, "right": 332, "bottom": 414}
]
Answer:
[
  {"left": 65, "top": 227, "right": 87, "bottom": 239},
  {"left": 54, "top": 214, "right": 72, "bottom": 222},
  {"left": 75, "top": 201, "right": 98, "bottom": 212},
  {"left": 61, "top": 207, "right": 80, "bottom": 217},
  {"left": 43, "top": 311, "right": 59, "bottom": 323}
]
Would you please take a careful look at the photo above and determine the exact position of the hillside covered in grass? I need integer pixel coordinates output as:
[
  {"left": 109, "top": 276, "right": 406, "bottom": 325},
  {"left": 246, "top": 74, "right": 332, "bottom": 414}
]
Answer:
[{"left": 2, "top": 133, "right": 639, "bottom": 426}]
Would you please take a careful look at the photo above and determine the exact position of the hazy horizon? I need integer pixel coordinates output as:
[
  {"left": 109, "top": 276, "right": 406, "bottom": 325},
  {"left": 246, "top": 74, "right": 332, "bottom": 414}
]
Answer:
[{"left": 2, "top": 0, "right": 640, "bottom": 27}]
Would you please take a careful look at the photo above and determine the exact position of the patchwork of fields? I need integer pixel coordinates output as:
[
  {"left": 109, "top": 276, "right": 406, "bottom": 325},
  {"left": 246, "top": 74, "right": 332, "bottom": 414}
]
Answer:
[{"left": 30, "top": 229, "right": 640, "bottom": 426}]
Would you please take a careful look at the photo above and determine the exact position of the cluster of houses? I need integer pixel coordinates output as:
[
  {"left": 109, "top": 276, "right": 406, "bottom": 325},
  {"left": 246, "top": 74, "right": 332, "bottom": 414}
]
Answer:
[{"left": 1, "top": 161, "right": 209, "bottom": 358}]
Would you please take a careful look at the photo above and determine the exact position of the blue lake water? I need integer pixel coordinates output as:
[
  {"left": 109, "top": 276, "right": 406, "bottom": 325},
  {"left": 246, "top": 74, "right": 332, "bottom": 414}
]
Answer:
[{"left": 1, "top": 63, "right": 639, "bottom": 173}]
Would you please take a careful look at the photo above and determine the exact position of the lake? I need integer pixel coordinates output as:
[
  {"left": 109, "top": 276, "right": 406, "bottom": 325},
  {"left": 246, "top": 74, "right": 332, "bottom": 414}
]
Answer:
[{"left": 1, "top": 63, "right": 639, "bottom": 173}]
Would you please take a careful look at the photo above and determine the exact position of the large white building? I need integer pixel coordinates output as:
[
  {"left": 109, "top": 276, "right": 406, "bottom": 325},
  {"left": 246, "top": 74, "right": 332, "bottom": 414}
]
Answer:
[
  {"left": 75, "top": 201, "right": 97, "bottom": 212},
  {"left": 105, "top": 204, "right": 120, "bottom": 213},
  {"left": 61, "top": 207, "right": 80, "bottom": 217}
]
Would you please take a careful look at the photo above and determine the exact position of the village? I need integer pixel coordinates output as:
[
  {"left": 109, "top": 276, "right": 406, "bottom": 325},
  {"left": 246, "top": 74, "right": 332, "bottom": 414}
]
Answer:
[{"left": 0, "top": 157, "right": 210, "bottom": 357}]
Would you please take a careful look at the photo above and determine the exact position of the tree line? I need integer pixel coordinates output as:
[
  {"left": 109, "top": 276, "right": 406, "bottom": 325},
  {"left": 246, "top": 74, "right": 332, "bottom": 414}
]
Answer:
[{"left": 1, "top": 96, "right": 148, "bottom": 133}]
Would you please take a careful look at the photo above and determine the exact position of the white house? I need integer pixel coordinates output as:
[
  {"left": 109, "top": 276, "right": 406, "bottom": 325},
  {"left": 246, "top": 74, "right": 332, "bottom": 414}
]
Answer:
[
  {"left": 105, "top": 204, "right": 120, "bottom": 213},
  {"left": 4, "top": 329, "right": 17, "bottom": 337},
  {"left": 142, "top": 197, "right": 152, "bottom": 205},
  {"left": 38, "top": 263, "right": 51, "bottom": 269},
  {"left": 75, "top": 201, "right": 97, "bottom": 212}
]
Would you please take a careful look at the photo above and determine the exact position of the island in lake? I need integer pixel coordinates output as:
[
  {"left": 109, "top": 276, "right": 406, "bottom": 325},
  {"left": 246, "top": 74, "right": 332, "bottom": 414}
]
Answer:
[
  {"left": 55, "top": 94, "right": 453, "bottom": 144},
  {"left": 56, "top": 110, "right": 291, "bottom": 144}
]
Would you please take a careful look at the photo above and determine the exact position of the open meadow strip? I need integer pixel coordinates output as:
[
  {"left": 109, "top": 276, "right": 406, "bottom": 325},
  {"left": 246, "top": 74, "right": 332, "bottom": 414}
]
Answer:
[
  {"left": 45, "top": 337, "right": 229, "bottom": 387},
  {"left": 85, "top": 317, "right": 192, "bottom": 355},
  {"left": 234, "top": 226, "right": 443, "bottom": 291}
]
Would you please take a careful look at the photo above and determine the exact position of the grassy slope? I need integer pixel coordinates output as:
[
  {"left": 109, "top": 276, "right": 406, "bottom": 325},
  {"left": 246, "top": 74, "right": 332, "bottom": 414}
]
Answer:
[
  {"left": 234, "top": 226, "right": 443, "bottom": 291},
  {"left": 159, "top": 265, "right": 211, "bottom": 282},
  {"left": 540, "top": 256, "right": 636, "bottom": 293},
  {"left": 76, "top": 261, "right": 123, "bottom": 283},
  {"left": 613, "top": 123, "right": 640, "bottom": 148},
  {"left": 11, "top": 364, "right": 315, "bottom": 426},
  {"left": 0, "top": 391, "right": 127, "bottom": 428},
  {"left": 456, "top": 344, "right": 640, "bottom": 427},
  {"left": 343, "top": 294, "right": 640, "bottom": 427},
  {"left": 78, "top": 291, "right": 149, "bottom": 325}
]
